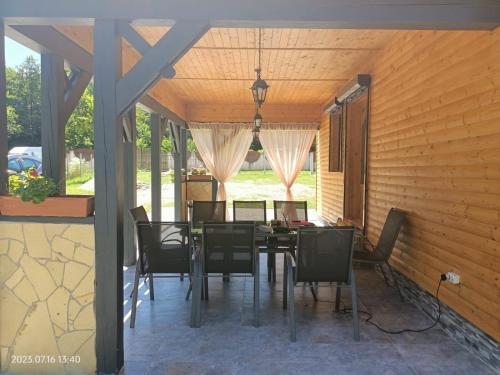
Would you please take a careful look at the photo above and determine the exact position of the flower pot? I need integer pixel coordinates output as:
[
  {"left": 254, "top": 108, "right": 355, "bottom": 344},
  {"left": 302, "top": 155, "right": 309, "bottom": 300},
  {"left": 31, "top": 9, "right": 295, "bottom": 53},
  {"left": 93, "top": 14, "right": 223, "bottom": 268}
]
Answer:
[
  {"left": 187, "top": 175, "right": 212, "bottom": 182},
  {"left": 0, "top": 195, "right": 95, "bottom": 217}
]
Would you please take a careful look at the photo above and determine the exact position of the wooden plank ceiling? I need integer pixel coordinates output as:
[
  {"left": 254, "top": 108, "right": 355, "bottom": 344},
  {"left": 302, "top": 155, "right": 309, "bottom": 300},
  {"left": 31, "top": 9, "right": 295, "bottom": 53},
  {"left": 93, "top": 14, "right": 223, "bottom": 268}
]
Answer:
[{"left": 55, "top": 25, "right": 397, "bottom": 121}]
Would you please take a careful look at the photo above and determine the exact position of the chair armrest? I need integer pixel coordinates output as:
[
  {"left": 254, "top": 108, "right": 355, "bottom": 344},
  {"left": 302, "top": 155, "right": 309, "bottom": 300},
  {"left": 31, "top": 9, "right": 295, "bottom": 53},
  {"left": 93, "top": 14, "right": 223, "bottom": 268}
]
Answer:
[
  {"left": 363, "top": 238, "right": 375, "bottom": 252},
  {"left": 285, "top": 252, "right": 296, "bottom": 276},
  {"left": 355, "top": 231, "right": 375, "bottom": 252},
  {"left": 191, "top": 243, "right": 202, "bottom": 262},
  {"left": 285, "top": 252, "right": 296, "bottom": 268},
  {"left": 285, "top": 252, "right": 297, "bottom": 286}
]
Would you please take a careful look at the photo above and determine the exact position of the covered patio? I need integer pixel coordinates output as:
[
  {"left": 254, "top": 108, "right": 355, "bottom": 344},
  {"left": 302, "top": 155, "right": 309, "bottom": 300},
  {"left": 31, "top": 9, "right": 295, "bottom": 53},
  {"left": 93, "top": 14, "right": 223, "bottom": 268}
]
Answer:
[{"left": 0, "top": 1, "right": 499, "bottom": 374}]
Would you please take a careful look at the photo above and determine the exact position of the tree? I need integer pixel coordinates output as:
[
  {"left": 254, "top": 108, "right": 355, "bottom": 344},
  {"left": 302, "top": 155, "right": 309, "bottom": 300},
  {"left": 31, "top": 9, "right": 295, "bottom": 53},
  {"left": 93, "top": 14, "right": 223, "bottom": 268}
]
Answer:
[
  {"left": 6, "top": 56, "right": 41, "bottom": 146},
  {"left": 66, "top": 84, "right": 94, "bottom": 150},
  {"left": 187, "top": 137, "right": 197, "bottom": 153},
  {"left": 7, "top": 105, "right": 22, "bottom": 138},
  {"left": 135, "top": 107, "right": 151, "bottom": 149},
  {"left": 161, "top": 137, "right": 173, "bottom": 153}
]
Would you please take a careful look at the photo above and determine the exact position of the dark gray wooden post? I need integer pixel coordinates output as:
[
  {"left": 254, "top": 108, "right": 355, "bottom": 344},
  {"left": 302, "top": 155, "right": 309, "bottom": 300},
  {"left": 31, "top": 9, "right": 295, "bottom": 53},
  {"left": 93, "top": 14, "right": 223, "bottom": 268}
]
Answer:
[
  {"left": 93, "top": 19, "right": 124, "bottom": 374},
  {"left": 41, "top": 52, "right": 66, "bottom": 193},
  {"left": 173, "top": 123, "right": 182, "bottom": 221},
  {"left": 151, "top": 113, "right": 162, "bottom": 221},
  {"left": 180, "top": 126, "right": 187, "bottom": 172},
  {"left": 123, "top": 106, "right": 137, "bottom": 266},
  {"left": 0, "top": 22, "right": 8, "bottom": 195}
]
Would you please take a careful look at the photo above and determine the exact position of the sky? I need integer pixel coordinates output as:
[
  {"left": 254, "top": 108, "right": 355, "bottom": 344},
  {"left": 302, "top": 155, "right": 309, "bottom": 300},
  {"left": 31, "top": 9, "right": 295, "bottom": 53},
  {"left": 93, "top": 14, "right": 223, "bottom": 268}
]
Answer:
[{"left": 4, "top": 37, "right": 40, "bottom": 68}]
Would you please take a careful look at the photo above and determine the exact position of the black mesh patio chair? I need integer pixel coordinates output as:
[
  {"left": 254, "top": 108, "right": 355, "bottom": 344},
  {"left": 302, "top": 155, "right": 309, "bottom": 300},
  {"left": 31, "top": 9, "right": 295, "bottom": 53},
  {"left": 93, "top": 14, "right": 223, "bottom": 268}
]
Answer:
[
  {"left": 285, "top": 226, "right": 359, "bottom": 342},
  {"left": 190, "top": 200, "right": 228, "bottom": 283},
  {"left": 353, "top": 208, "right": 407, "bottom": 300},
  {"left": 273, "top": 200, "right": 308, "bottom": 222},
  {"left": 233, "top": 200, "right": 270, "bottom": 278},
  {"left": 190, "top": 200, "right": 226, "bottom": 229},
  {"left": 233, "top": 200, "right": 267, "bottom": 224},
  {"left": 190, "top": 222, "right": 259, "bottom": 328},
  {"left": 266, "top": 200, "right": 308, "bottom": 283},
  {"left": 129, "top": 206, "right": 192, "bottom": 328}
]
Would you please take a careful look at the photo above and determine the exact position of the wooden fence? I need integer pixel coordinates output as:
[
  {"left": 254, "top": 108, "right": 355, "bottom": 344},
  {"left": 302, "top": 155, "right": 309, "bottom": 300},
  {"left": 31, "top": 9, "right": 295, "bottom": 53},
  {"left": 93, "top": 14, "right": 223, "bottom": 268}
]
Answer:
[{"left": 66, "top": 149, "right": 315, "bottom": 176}]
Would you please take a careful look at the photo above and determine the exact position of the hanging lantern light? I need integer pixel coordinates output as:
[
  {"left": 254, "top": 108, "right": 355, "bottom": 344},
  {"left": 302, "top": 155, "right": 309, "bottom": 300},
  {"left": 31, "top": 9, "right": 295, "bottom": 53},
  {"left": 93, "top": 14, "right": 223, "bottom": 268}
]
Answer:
[
  {"left": 254, "top": 111, "right": 262, "bottom": 129},
  {"left": 251, "top": 69, "right": 269, "bottom": 107},
  {"left": 253, "top": 109, "right": 262, "bottom": 137},
  {"left": 250, "top": 29, "right": 269, "bottom": 107}
]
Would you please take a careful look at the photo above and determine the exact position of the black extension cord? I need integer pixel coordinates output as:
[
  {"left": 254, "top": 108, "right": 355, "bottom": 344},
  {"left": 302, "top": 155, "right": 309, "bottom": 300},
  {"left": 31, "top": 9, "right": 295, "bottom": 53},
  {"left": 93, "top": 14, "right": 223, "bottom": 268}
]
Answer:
[{"left": 315, "top": 274, "right": 445, "bottom": 335}]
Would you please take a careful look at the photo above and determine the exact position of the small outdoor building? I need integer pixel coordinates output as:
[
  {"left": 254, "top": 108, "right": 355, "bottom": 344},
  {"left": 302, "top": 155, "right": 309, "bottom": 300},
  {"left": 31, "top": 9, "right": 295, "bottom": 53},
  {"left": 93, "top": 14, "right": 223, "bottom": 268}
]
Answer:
[{"left": 0, "top": 1, "right": 499, "bottom": 374}]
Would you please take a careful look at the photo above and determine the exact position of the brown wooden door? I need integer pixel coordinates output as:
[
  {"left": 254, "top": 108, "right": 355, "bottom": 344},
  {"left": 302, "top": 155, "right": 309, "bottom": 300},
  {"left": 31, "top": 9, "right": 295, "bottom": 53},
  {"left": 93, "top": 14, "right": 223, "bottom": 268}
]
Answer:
[{"left": 343, "top": 93, "right": 368, "bottom": 228}]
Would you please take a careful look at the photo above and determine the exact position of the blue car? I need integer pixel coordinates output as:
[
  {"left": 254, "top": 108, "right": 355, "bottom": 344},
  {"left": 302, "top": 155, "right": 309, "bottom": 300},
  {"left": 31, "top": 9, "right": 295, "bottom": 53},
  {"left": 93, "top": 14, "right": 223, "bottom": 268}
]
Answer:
[{"left": 7, "top": 155, "right": 43, "bottom": 176}]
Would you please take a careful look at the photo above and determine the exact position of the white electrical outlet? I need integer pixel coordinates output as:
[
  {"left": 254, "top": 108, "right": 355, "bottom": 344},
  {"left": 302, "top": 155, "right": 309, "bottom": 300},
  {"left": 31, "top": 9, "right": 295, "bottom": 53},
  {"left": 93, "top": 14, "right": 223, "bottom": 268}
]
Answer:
[{"left": 446, "top": 272, "right": 460, "bottom": 285}]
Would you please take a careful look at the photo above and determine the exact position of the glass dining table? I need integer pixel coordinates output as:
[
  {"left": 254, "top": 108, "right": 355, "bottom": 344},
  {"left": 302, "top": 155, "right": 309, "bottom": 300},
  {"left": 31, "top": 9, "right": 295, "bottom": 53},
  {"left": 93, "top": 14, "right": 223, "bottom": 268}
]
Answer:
[
  {"left": 189, "top": 219, "right": 363, "bottom": 310},
  {"left": 190, "top": 219, "right": 333, "bottom": 309}
]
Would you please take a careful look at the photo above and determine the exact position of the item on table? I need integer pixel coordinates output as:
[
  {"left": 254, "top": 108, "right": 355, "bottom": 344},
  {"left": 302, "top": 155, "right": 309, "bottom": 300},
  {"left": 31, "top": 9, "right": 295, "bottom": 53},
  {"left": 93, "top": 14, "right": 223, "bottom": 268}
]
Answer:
[
  {"left": 291, "top": 220, "right": 314, "bottom": 227},
  {"left": 336, "top": 218, "right": 353, "bottom": 227},
  {"left": 271, "top": 219, "right": 282, "bottom": 228}
]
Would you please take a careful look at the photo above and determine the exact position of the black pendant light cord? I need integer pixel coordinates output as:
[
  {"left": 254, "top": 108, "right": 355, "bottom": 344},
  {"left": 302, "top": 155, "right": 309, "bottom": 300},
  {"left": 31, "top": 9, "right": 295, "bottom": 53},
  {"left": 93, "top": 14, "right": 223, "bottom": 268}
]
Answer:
[
  {"left": 315, "top": 275, "right": 444, "bottom": 335},
  {"left": 258, "top": 28, "right": 262, "bottom": 72}
]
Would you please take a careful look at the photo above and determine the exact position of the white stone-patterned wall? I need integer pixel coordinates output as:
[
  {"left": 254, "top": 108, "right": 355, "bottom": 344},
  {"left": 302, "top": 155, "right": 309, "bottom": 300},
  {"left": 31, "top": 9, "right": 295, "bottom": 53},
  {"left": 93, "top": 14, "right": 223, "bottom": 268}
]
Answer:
[{"left": 0, "top": 221, "right": 96, "bottom": 374}]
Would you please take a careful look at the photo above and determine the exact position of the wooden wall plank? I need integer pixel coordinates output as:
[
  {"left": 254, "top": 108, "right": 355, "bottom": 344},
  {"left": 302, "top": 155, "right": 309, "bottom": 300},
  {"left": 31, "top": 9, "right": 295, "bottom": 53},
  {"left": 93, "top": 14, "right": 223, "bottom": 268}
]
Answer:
[{"left": 317, "top": 29, "right": 500, "bottom": 340}]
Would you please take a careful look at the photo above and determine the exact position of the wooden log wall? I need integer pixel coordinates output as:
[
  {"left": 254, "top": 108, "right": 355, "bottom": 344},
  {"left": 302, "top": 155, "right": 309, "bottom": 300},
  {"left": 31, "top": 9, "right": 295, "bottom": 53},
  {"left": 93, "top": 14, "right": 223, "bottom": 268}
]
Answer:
[
  {"left": 317, "top": 112, "right": 344, "bottom": 221},
  {"left": 317, "top": 29, "right": 500, "bottom": 340}
]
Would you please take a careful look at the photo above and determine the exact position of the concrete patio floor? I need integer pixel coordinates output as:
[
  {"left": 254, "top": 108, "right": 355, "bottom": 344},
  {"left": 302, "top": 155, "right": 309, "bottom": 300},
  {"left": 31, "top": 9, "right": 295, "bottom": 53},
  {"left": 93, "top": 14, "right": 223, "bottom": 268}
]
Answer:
[{"left": 122, "top": 258, "right": 493, "bottom": 375}]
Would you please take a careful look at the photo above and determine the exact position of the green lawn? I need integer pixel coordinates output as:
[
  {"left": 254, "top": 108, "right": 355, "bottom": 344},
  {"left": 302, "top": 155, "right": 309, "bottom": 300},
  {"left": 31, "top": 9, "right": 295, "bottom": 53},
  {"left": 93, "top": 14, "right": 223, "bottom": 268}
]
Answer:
[
  {"left": 136, "top": 170, "right": 172, "bottom": 185},
  {"left": 226, "top": 171, "right": 316, "bottom": 209},
  {"left": 66, "top": 173, "right": 94, "bottom": 195},
  {"left": 230, "top": 170, "right": 316, "bottom": 185},
  {"left": 66, "top": 170, "right": 317, "bottom": 208},
  {"left": 66, "top": 170, "right": 171, "bottom": 194}
]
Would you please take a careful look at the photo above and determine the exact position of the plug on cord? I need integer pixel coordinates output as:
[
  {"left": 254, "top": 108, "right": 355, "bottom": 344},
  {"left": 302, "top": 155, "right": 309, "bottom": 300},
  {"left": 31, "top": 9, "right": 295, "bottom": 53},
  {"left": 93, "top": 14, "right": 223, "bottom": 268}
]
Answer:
[{"left": 441, "top": 272, "right": 460, "bottom": 284}]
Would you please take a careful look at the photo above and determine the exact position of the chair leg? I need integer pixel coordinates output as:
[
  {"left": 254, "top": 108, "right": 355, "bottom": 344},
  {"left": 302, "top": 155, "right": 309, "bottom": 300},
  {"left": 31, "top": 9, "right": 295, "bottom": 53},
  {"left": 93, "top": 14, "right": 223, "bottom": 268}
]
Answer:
[
  {"left": 286, "top": 256, "right": 296, "bottom": 342},
  {"left": 203, "top": 276, "right": 209, "bottom": 301},
  {"left": 185, "top": 278, "right": 192, "bottom": 301},
  {"left": 386, "top": 261, "right": 404, "bottom": 302},
  {"left": 180, "top": 272, "right": 184, "bottom": 281},
  {"left": 130, "top": 263, "right": 141, "bottom": 329},
  {"left": 148, "top": 273, "right": 154, "bottom": 300},
  {"left": 309, "top": 282, "right": 318, "bottom": 301},
  {"left": 282, "top": 254, "right": 288, "bottom": 310},
  {"left": 190, "top": 260, "right": 202, "bottom": 328},
  {"left": 267, "top": 253, "right": 272, "bottom": 282},
  {"left": 335, "top": 286, "right": 341, "bottom": 312},
  {"left": 272, "top": 253, "right": 276, "bottom": 283},
  {"left": 378, "top": 263, "right": 390, "bottom": 286},
  {"left": 351, "top": 271, "right": 360, "bottom": 341},
  {"left": 254, "top": 252, "right": 260, "bottom": 327}
]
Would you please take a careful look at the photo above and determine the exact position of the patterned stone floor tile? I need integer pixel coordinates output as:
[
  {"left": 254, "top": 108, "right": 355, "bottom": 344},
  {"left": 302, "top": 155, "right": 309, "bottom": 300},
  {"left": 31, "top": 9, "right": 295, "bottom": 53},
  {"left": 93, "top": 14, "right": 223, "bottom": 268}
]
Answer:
[{"left": 122, "top": 259, "right": 495, "bottom": 375}]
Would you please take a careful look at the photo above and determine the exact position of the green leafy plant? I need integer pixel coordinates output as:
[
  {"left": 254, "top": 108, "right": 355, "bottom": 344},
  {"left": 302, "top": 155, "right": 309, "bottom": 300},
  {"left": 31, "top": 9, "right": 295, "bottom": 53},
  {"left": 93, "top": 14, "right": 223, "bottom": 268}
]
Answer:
[
  {"left": 9, "top": 169, "right": 58, "bottom": 204},
  {"left": 189, "top": 167, "right": 208, "bottom": 176}
]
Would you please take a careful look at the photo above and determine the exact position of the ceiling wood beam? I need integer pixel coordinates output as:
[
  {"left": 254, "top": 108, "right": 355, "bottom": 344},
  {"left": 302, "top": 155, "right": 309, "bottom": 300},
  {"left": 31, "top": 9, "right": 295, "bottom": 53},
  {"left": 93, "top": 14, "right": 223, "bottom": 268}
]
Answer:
[
  {"left": 62, "top": 67, "right": 92, "bottom": 124},
  {"left": 118, "top": 21, "right": 176, "bottom": 80},
  {"left": 2, "top": 0, "right": 499, "bottom": 30},
  {"left": 116, "top": 20, "right": 209, "bottom": 116},
  {"left": 7, "top": 24, "right": 187, "bottom": 122}
]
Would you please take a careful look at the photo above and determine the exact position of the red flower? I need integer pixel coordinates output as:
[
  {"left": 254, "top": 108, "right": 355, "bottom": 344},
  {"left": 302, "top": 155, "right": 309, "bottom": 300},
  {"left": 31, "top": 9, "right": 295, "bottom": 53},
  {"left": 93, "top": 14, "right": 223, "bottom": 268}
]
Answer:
[{"left": 29, "top": 169, "right": 38, "bottom": 177}]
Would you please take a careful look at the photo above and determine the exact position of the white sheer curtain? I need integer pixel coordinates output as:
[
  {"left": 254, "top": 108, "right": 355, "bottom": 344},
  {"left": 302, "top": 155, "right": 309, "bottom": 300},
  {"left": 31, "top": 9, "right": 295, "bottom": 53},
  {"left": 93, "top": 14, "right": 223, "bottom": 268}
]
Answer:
[
  {"left": 189, "top": 123, "right": 253, "bottom": 201},
  {"left": 259, "top": 123, "right": 318, "bottom": 200}
]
